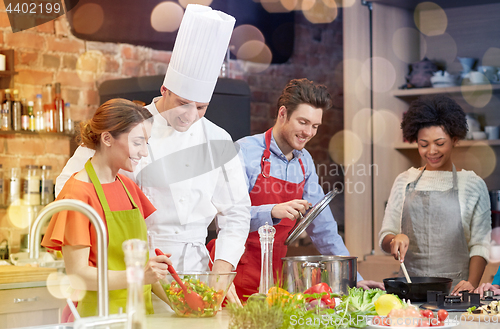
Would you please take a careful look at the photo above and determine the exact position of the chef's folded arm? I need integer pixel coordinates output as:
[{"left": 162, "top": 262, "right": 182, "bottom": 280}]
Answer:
[{"left": 55, "top": 145, "right": 96, "bottom": 196}]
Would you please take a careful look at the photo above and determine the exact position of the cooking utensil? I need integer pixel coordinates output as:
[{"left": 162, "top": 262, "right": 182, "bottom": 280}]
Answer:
[
  {"left": 398, "top": 250, "right": 412, "bottom": 283},
  {"left": 285, "top": 188, "right": 340, "bottom": 245},
  {"left": 66, "top": 298, "right": 80, "bottom": 320},
  {"left": 383, "top": 276, "right": 453, "bottom": 302},
  {"left": 154, "top": 248, "right": 204, "bottom": 311},
  {"left": 282, "top": 255, "right": 357, "bottom": 295}
]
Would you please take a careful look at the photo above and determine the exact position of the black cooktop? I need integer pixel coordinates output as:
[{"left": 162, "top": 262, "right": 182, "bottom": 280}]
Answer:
[{"left": 420, "top": 290, "right": 481, "bottom": 312}]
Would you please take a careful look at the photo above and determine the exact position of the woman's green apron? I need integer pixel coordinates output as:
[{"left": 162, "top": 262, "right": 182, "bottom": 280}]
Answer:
[{"left": 77, "top": 160, "right": 154, "bottom": 317}]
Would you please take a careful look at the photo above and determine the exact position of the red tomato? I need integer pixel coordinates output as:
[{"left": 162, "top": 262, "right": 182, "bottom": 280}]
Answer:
[
  {"left": 437, "top": 309, "right": 448, "bottom": 322},
  {"left": 382, "top": 317, "right": 391, "bottom": 326},
  {"left": 322, "top": 296, "right": 336, "bottom": 309},
  {"left": 429, "top": 318, "right": 440, "bottom": 326},
  {"left": 373, "top": 316, "right": 382, "bottom": 325},
  {"left": 419, "top": 318, "right": 431, "bottom": 327},
  {"left": 420, "top": 309, "right": 434, "bottom": 319}
]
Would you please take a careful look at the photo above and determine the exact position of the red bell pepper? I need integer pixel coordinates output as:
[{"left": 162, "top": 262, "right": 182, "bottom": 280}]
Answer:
[
  {"left": 304, "top": 283, "right": 332, "bottom": 295},
  {"left": 304, "top": 283, "right": 335, "bottom": 309}
]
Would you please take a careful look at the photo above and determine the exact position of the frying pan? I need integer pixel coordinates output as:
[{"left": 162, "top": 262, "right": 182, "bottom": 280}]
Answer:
[{"left": 383, "top": 276, "right": 453, "bottom": 302}]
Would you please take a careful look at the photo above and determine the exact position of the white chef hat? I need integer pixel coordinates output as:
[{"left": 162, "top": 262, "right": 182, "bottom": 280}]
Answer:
[{"left": 163, "top": 4, "right": 235, "bottom": 103}]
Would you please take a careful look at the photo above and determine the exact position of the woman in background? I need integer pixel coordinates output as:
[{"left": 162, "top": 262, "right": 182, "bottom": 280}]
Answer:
[
  {"left": 42, "top": 99, "right": 171, "bottom": 318},
  {"left": 379, "top": 95, "right": 491, "bottom": 294}
]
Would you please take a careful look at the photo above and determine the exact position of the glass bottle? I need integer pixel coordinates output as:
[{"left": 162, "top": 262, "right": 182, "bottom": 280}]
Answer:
[
  {"left": 27, "top": 101, "right": 35, "bottom": 132},
  {"left": 40, "top": 165, "right": 54, "bottom": 206},
  {"left": 0, "top": 164, "right": 4, "bottom": 207},
  {"left": 64, "top": 102, "right": 73, "bottom": 134},
  {"left": 22, "top": 165, "right": 40, "bottom": 206},
  {"left": 54, "top": 82, "right": 64, "bottom": 133},
  {"left": 43, "top": 84, "right": 56, "bottom": 132},
  {"left": 2, "top": 89, "right": 11, "bottom": 131},
  {"left": 11, "top": 89, "right": 21, "bottom": 131},
  {"left": 258, "top": 222, "right": 276, "bottom": 294},
  {"left": 123, "top": 239, "right": 147, "bottom": 329},
  {"left": 35, "top": 94, "right": 44, "bottom": 132},
  {"left": 7, "top": 167, "right": 21, "bottom": 206},
  {"left": 21, "top": 97, "right": 29, "bottom": 131}
]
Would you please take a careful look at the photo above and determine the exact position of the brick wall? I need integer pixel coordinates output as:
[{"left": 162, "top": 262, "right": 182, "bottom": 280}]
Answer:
[{"left": 0, "top": 6, "right": 344, "bottom": 249}]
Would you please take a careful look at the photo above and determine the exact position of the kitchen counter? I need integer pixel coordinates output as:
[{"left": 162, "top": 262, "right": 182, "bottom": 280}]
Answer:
[{"left": 145, "top": 310, "right": 498, "bottom": 329}]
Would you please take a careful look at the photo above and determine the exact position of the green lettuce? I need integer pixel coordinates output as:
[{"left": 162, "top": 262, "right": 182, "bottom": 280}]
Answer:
[{"left": 337, "top": 287, "right": 386, "bottom": 315}]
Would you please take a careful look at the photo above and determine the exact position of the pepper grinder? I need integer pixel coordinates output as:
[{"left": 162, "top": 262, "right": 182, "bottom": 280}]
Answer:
[
  {"left": 123, "top": 239, "right": 147, "bottom": 329},
  {"left": 258, "top": 222, "right": 276, "bottom": 294}
]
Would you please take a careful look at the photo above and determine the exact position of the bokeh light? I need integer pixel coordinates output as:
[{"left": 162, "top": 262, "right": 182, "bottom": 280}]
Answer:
[
  {"left": 461, "top": 82, "right": 493, "bottom": 108},
  {"left": 72, "top": 3, "right": 104, "bottom": 35},
  {"left": 178, "top": 0, "right": 213, "bottom": 7},
  {"left": 372, "top": 110, "right": 402, "bottom": 144},
  {"left": 7, "top": 202, "right": 30, "bottom": 229},
  {"left": 237, "top": 41, "right": 272, "bottom": 73},
  {"left": 482, "top": 47, "right": 500, "bottom": 67},
  {"left": 423, "top": 33, "right": 457, "bottom": 68},
  {"left": 302, "top": 0, "right": 338, "bottom": 24},
  {"left": 392, "top": 27, "right": 426, "bottom": 64},
  {"left": 280, "top": 0, "right": 299, "bottom": 11},
  {"left": 460, "top": 143, "right": 496, "bottom": 179},
  {"left": 230, "top": 25, "right": 265, "bottom": 57},
  {"left": 329, "top": 130, "right": 363, "bottom": 166},
  {"left": 414, "top": 2, "right": 447, "bottom": 36},
  {"left": 76, "top": 51, "right": 106, "bottom": 83},
  {"left": 151, "top": 1, "right": 184, "bottom": 32},
  {"left": 261, "top": 0, "right": 291, "bottom": 13},
  {"left": 46, "top": 272, "right": 86, "bottom": 301},
  {"left": 351, "top": 108, "right": 372, "bottom": 145},
  {"left": 361, "top": 57, "right": 396, "bottom": 93}
]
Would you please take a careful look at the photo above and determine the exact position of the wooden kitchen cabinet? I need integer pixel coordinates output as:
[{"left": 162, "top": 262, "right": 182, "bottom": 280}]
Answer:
[
  {"left": 343, "top": 1, "right": 500, "bottom": 261},
  {"left": 0, "top": 287, "right": 66, "bottom": 329}
]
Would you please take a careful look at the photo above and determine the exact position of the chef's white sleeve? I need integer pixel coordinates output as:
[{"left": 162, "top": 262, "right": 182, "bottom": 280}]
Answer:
[
  {"left": 211, "top": 152, "right": 251, "bottom": 270},
  {"left": 55, "top": 146, "right": 96, "bottom": 197}
]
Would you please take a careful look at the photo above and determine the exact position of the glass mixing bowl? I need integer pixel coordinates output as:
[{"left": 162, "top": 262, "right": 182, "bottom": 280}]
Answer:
[{"left": 159, "top": 271, "right": 236, "bottom": 317}]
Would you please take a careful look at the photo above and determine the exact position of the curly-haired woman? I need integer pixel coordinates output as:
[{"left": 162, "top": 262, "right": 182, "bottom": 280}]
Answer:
[{"left": 379, "top": 95, "right": 491, "bottom": 294}]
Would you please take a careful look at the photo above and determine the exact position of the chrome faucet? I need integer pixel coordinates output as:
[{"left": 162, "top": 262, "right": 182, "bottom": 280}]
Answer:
[{"left": 29, "top": 199, "right": 109, "bottom": 317}]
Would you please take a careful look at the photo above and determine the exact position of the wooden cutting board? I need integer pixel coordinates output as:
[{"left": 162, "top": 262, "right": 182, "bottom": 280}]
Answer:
[
  {"left": 0, "top": 265, "right": 57, "bottom": 284},
  {"left": 460, "top": 312, "right": 500, "bottom": 322}
]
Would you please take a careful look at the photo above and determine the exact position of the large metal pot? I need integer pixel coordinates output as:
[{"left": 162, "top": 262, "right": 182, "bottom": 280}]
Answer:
[{"left": 282, "top": 255, "right": 357, "bottom": 295}]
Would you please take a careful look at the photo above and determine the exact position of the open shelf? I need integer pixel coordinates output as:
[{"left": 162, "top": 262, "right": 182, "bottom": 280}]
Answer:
[
  {"left": 394, "top": 139, "right": 500, "bottom": 150},
  {"left": 0, "top": 130, "right": 74, "bottom": 137},
  {"left": 392, "top": 84, "right": 500, "bottom": 98}
]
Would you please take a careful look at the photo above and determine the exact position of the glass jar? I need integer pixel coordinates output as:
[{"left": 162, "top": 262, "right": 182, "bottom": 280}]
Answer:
[
  {"left": 22, "top": 165, "right": 40, "bottom": 206},
  {"left": 7, "top": 167, "right": 21, "bottom": 206},
  {"left": 40, "top": 165, "right": 54, "bottom": 206}
]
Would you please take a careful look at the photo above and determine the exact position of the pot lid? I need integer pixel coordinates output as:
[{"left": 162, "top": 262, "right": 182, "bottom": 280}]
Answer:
[{"left": 285, "top": 188, "right": 340, "bottom": 246}]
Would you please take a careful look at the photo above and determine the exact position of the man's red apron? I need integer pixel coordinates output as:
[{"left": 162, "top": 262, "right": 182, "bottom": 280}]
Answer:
[{"left": 234, "top": 128, "right": 305, "bottom": 300}]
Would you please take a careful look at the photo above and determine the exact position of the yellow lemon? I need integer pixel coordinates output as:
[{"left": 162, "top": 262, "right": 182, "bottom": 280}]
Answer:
[{"left": 374, "top": 294, "right": 402, "bottom": 316}]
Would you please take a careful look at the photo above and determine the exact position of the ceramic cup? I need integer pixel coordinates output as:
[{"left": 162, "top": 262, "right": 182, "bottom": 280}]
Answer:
[
  {"left": 485, "top": 126, "right": 500, "bottom": 140},
  {"left": 477, "top": 66, "right": 499, "bottom": 82},
  {"left": 469, "top": 71, "right": 489, "bottom": 84},
  {"left": 471, "top": 131, "right": 487, "bottom": 140}
]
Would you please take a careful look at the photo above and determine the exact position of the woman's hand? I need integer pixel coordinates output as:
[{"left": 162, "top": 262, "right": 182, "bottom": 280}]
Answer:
[
  {"left": 389, "top": 234, "right": 410, "bottom": 262},
  {"left": 474, "top": 283, "right": 500, "bottom": 298},
  {"left": 271, "top": 199, "right": 311, "bottom": 220},
  {"left": 451, "top": 280, "right": 475, "bottom": 295},
  {"left": 144, "top": 254, "right": 171, "bottom": 285}
]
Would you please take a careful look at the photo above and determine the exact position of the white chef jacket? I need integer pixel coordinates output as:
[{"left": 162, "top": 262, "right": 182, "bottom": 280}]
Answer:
[{"left": 56, "top": 98, "right": 251, "bottom": 272}]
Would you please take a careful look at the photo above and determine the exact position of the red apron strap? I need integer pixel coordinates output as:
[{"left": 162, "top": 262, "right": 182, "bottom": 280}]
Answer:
[
  {"left": 298, "top": 158, "right": 306, "bottom": 178},
  {"left": 261, "top": 128, "right": 273, "bottom": 177}
]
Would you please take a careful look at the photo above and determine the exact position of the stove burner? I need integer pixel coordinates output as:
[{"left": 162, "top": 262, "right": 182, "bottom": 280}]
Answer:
[{"left": 444, "top": 295, "right": 462, "bottom": 303}]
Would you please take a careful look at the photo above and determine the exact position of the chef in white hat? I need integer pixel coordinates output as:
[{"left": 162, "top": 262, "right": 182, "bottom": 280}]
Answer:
[{"left": 56, "top": 4, "right": 250, "bottom": 306}]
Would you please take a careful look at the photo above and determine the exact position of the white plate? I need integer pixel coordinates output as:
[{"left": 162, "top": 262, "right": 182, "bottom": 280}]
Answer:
[{"left": 367, "top": 318, "right": 460, "bottom": 329}]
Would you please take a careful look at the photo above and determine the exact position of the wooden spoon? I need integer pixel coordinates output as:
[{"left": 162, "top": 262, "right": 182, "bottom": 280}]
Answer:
[
  {"left": 398, "top": 250, "right": 412, "bottom": 283},
  {"left": 155, "top": 248, "right": 205, "bottom": 312}
]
